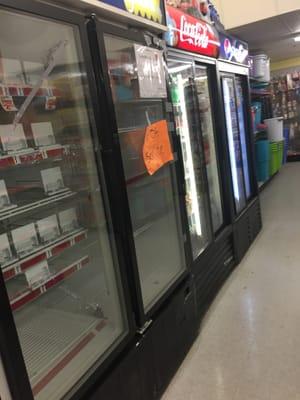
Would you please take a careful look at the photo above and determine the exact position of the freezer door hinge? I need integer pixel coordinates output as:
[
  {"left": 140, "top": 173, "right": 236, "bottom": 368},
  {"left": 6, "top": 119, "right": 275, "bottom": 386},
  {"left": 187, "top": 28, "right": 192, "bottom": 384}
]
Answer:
[
  {"left": 137, "top": 319, "right": 152, "bottom": 335},
  {"left": 165, "top": 102, "right": 173, "bottom": 113},
  {"left": 224, "top": 255, "right": 234, "bottom": 267},
  {"left": 168, "top": 121, "right": 175, "bottom": 132}
]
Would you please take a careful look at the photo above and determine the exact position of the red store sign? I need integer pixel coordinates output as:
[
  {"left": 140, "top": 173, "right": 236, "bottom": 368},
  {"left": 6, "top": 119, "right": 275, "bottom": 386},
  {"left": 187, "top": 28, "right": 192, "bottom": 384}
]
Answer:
[{"left": 165, "top": 5, "right": 220, "bottom": 58}]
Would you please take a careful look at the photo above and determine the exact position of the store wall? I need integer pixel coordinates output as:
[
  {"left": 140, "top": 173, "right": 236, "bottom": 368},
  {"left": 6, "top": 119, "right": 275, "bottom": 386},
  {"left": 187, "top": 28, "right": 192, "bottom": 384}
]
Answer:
[
  {"left": 217, "top": 0, "right": 300, "bottom": 29},
  {"left": 271, "top": 57, "right": 300, "bottom": 73}
]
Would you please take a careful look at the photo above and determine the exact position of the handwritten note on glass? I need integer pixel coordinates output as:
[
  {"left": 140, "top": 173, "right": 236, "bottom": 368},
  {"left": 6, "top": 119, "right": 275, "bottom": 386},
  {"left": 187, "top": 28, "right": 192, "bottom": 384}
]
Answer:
[{"left": 143, "top": 119, "right": 174, "bottom": 175}]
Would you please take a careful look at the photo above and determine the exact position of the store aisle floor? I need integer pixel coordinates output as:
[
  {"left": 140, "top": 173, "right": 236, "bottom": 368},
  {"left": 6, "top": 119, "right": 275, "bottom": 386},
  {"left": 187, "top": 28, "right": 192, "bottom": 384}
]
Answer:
[{"left": 162, "top": 163, "right": 300, "bottom": 400}]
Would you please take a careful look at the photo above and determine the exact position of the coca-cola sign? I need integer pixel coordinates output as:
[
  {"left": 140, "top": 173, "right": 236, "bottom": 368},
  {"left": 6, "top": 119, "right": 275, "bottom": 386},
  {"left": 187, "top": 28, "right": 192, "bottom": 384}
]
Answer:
[{"left": 164, "top": 5, "right": 220, "bottom": 57}]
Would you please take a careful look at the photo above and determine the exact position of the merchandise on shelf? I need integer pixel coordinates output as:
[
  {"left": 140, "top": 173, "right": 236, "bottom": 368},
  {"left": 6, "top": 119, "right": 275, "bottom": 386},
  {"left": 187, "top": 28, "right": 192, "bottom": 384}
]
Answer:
[{"left": 270, "top": 72, "right": 300, "bottom": 159}]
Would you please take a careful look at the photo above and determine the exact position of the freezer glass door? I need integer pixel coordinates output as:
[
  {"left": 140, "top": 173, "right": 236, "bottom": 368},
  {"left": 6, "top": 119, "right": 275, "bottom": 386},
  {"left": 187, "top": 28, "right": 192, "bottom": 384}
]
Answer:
[
  {"left": 104, "top": 36, "right": 186, "bottom": 312},
  {"left": 0, "top": 9, "right": 128, "bottom": 400},
  {"left": 222, "top": 77, "right": 246, "bottom": 213},
  {"left": 168, "top": 60, "right": 212, "bottom": 259},
  {"left": 194, "top": 66, "right": 223, "bottom": 232},
  {"left": 236, "top": 76, "right": 251, "bottom": 199}
]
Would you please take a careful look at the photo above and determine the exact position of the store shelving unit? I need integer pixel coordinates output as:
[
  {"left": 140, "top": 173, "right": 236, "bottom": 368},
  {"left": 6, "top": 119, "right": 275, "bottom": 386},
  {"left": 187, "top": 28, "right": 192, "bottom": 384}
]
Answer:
[{"left": 270, "top": 75, "right": 300, "bottom": 161}]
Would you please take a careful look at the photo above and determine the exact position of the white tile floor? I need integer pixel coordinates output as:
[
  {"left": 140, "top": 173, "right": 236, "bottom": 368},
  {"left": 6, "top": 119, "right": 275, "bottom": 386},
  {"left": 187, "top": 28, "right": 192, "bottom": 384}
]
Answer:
[{"left": 162, "top": 163, "right": 300, "bottom": 400}]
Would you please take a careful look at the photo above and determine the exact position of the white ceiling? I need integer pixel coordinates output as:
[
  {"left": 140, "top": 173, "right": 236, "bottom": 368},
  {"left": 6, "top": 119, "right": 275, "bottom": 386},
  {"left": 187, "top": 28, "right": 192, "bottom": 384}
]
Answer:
[{"left": 229, "top": 10, "right": 300, "bottom": 62}]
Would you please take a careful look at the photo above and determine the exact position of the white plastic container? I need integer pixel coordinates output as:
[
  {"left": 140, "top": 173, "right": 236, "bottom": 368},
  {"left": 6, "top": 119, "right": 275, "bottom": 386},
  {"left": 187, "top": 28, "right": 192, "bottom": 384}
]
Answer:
[
  {"left": 252, "top": 54, "right": 270, "bottom": 81},
  {"left": 264, "top": 117, "right": 283, "bottom": 141}
]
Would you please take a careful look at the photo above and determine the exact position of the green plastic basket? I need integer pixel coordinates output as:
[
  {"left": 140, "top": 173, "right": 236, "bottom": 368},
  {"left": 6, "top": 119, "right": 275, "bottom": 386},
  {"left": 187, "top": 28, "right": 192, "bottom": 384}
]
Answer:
[
  {"left": 269, "top": 142, "right": 278, "bottom": 176},
  {"left": 277, "top": 140, "right": 284, "bottom": 170}
]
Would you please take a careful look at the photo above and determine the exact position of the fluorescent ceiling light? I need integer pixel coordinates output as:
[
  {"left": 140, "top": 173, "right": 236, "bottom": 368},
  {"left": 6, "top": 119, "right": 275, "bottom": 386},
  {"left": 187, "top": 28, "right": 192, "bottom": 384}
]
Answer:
[{"left": 294, "top": 36, "right": 300, "bottom": 42}]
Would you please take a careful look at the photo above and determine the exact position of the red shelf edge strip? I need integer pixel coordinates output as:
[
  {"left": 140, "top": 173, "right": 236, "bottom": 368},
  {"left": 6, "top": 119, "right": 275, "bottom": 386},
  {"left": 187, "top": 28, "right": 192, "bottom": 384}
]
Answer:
[
  {"left": 3, "top": 230, "right": 87, "bottom": 282},
  {"left": 0, "top": 145, "right": 67, "bottom": 170}
]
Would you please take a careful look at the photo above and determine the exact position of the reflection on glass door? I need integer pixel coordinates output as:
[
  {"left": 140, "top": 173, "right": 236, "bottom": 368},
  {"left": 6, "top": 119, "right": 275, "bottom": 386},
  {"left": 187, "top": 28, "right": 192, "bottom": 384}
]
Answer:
[
  {"left": 222, "top": 77, "right": 246, "bottom": 213},
  {"left": 236, "top": 77, "right": 251, "bottom": 199},
  {"left": 0, "top": 10, "right": 128, "bottom": 400},
  {"left": 168, "top": 61, "right": 212, "bottom": 259},
  {"left": 194, "top": 66, "right": 223, "bottom": 232},
  {"left": 104, "top": 36, "right": 186, "bottom": 312}
]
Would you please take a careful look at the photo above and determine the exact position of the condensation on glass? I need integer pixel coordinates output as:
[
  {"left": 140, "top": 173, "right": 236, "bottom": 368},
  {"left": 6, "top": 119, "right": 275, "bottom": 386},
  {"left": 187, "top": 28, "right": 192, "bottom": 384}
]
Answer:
[
  {"left": 222, "top": 77, "right": 247, "bottom": 213},
  {"left": 104, "top": 36, "right": 186, "bottom": 312},
  {"left": 168, "top": 60, "right": 212, "bottom": 259},
  {"left": 194, "top": 66, "right": 223, "bottom": 232},
  {"left": 0, "top": 10, "right": 128, "bottom": 400}
]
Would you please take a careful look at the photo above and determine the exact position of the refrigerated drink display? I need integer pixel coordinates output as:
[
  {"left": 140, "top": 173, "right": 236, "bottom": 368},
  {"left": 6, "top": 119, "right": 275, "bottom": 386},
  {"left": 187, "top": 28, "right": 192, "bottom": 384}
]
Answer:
[
  {"left": 236, "top": 77, "right": 251, "bottom": 199},
  {"left": 222, "top": 77, "right": 247, "bottom": 213},
  {"left": 0, "top": 9, "right": 128, "bottom": 400},
  {"left": 168, "top": 61, "right": 212, "bottom": 259},
  {"left": 194, "top": 66, "right": 223, "bottom": 232},
  {"left": 104, "top": 36, "right": 186, "bottom": 312}
]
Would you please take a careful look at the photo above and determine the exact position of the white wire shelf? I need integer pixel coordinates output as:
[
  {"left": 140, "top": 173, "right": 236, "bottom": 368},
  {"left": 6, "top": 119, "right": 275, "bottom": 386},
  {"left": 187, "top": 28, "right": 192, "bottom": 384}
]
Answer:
[
  {"left": 15, "top": 306, "right": 106, "bottom": 388},
  {"left": 0, "top": 189, "right": 75, "bottom": 222}
]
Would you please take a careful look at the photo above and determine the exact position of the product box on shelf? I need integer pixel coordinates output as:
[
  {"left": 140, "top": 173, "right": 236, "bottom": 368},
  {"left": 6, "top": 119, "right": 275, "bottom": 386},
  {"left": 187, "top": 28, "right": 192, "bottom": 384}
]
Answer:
[
  {"left": 11, "top": 223, "right": 39, "bottom": 257},
  {"left": 23, "top": 61, "right": 45, "bottom": 86},
  {"left": 0, "top": 58, "right": 24, "bottom": 86},
  {"left": 58, "top": 208, "right": 79, "bottom": 234},
  {"left": 36, "top": 214, "right": 60, "bottom": 244},
  {"left": 31, "top": 122, "right": 56, "bottom": 147},
  {"left": 0, "top": 124, "right": 30, "bottom": 153},
  {"left": 0, "top": 233, "right": 14, "bottom": 267},
  {"left": 25, "top": 259, "right": 51, "bottom": 289},
  {"left": 0, "top": 179, "right": 16, "bottom": 212},
  {"left": 41, "top": 166, "right": 67, "bottom": 196}
]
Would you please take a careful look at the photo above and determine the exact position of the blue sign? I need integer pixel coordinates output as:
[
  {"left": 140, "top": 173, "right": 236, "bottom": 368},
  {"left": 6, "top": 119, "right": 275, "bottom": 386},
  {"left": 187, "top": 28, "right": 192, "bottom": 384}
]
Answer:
[{"left": 219, "top": 33, "right": 249, "bottom": 65}]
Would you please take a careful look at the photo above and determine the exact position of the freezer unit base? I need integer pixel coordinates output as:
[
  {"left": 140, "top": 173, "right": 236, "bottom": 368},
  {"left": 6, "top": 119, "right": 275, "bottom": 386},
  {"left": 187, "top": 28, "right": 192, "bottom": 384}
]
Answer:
[
  {"left": 88, "top": 279, "right": 197, "bottom": 400},
  {"left": 193, "top": 226, "right": 236, "bottom": 325},
  {"left": 233, "top": 197, "right": 262, "bottom": 264}
]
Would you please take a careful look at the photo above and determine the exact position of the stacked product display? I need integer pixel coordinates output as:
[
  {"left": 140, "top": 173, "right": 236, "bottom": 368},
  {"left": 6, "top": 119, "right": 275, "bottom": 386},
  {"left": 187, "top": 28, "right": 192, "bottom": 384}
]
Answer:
[
  {"left": 271, "top": 72, "right": 300, "bottom": 161},
  {"left": 250, "top": 53, "right": 285, "bottom": 189}
]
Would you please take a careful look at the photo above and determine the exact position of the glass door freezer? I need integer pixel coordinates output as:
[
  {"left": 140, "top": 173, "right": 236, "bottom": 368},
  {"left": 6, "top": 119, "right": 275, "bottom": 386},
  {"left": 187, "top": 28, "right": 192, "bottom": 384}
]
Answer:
[
  {"left": 0, "top": 3, "right": 134, "bottom": 400},
  {"left": 221, "top": 72, "right": 253, "bottom": 215},
  {"left": 167, "top": 51, "right": 236, "bottom": 326},
  {"left": 89, "top": 21, "right": 188, "bottom": 320},
  {"left": 218, "top": 59, "right": 261, "bottom": 263},
  {"left": 168, "top": 56, "right": 225, "bottom": 262}
]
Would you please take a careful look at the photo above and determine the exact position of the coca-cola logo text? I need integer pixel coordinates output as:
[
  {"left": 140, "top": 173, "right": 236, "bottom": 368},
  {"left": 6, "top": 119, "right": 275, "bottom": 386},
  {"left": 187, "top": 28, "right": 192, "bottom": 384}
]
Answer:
[
  {"left": 179, "top": 15, "right": 209, "bottom": 48},
  {"left": 164, "top": 5, "right": 220, "bottom": 57}
]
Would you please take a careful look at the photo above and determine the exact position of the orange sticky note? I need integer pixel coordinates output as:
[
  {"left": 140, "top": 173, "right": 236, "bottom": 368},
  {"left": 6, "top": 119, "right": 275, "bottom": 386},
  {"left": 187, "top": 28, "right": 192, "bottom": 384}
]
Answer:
[{"left": 143, "top": 119, "right": 174, "bottom": 175}]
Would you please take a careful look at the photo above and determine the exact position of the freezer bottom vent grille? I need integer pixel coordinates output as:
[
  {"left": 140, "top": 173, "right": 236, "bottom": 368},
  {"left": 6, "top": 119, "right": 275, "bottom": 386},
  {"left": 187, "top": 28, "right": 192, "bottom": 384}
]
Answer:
[{"left": 194, "top": 233, "right": 235, "bottom": 322}]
